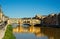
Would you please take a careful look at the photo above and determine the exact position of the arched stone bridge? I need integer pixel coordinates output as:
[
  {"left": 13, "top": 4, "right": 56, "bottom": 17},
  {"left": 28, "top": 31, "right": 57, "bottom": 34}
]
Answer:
[{"left": 7, "top": 18, "right": 41, "bottom": 25}]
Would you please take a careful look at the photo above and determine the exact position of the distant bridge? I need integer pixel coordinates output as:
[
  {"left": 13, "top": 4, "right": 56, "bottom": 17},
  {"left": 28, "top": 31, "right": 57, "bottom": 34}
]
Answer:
[{"left": 7, "top": 18, "right": 41, "bottom": 25}]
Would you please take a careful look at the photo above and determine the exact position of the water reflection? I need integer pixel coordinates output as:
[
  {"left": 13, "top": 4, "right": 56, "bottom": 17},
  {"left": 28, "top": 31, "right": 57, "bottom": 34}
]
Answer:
[
  {"left": 12, "top": 24, "right": 60, "bottom": 39},
  {"left": 13, "top": 24, "right": 49, "bottom": 39},
  {"left": 13, "top": 33, "right": 48, "bottom": 39}
]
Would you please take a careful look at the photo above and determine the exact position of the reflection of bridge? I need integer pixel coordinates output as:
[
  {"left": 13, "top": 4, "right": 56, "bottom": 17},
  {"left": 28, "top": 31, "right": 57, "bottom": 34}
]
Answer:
[
  {"left": 13, "top": 26, "right": 41, "bottom": 35},
  {"left": 13, "top": 25, "right": 60, "bottom": 39}
]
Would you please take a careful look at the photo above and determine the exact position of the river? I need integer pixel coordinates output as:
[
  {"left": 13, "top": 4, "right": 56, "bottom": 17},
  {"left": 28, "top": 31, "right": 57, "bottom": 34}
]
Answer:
[
  {"left": 13, "top": 32, "right": 48, "bottom": 39},
  {"left": 12, "top": 24, "right": 60, "bottom": 39}
]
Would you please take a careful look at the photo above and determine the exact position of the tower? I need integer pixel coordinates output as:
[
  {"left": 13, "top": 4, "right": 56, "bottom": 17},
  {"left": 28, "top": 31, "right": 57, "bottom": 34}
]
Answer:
[{"left": 0, "top": 5, "right": 3, "bottom": 20}]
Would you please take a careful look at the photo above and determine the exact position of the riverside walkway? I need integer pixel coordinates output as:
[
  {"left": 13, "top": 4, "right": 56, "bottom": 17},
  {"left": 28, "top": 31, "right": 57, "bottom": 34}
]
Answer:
[
  {"left": 0, "top": 21, "right": 7, "bottom": 39},
  {"left": 0, "top": 25, "right": 7, "bottom": 39}
]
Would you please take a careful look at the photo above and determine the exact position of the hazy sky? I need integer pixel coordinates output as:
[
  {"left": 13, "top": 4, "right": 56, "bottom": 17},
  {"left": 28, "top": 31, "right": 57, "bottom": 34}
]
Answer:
[{"left": 0, "top": 0, "right": 60, "bottom": 18}]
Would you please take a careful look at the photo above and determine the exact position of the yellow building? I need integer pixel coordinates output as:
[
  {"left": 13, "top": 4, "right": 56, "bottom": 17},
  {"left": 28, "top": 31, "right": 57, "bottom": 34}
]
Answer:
[{"left": 0, "top": 6, "right": 3, "bottom": 20}]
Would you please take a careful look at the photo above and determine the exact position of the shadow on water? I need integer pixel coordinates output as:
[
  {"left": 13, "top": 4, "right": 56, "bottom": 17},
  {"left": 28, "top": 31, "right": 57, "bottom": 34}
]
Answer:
[
  {"left": 40, "top": 27, "right": 60, "bottom": 39},
  {"left": 34, "top": 24, "right": 60, "bottom": 39}
]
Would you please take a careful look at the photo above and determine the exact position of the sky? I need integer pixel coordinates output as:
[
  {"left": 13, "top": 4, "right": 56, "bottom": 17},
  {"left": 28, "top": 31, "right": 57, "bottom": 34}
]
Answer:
[{"left": 0, "top": 0, "right": 60, "bottom": 18}]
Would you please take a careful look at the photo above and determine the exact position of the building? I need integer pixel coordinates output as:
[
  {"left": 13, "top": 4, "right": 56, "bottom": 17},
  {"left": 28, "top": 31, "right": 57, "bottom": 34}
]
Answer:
[
  {"left": 43, "top": 14, "right": 59, "bottom": 26},
  {"left": 58, "top": 13, "right": 60, "bottom": 25},
  {"left": 0, "top": 6, "right": 8, "bottom": 23}
]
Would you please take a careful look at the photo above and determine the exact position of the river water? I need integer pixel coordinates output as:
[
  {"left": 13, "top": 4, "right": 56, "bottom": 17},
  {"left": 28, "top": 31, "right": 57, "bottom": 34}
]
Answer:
[
  {"left": 13, "top": 32, "right": 48, "bottom": 39},
  {"left": 13, "top": 25, "right": 48, "bottom": 39},
  {"left": 12, "top": 24, "right": 60, "bottom": 39}
]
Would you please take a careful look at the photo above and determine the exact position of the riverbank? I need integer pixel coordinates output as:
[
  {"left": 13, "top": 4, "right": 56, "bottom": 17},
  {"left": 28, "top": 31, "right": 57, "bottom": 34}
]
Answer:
[
  {"left": 2, "top": 25, "right": 16, "bottom": 39},
  {"left": 0, "top": 27, "right": 6, "bottom": 39}
]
